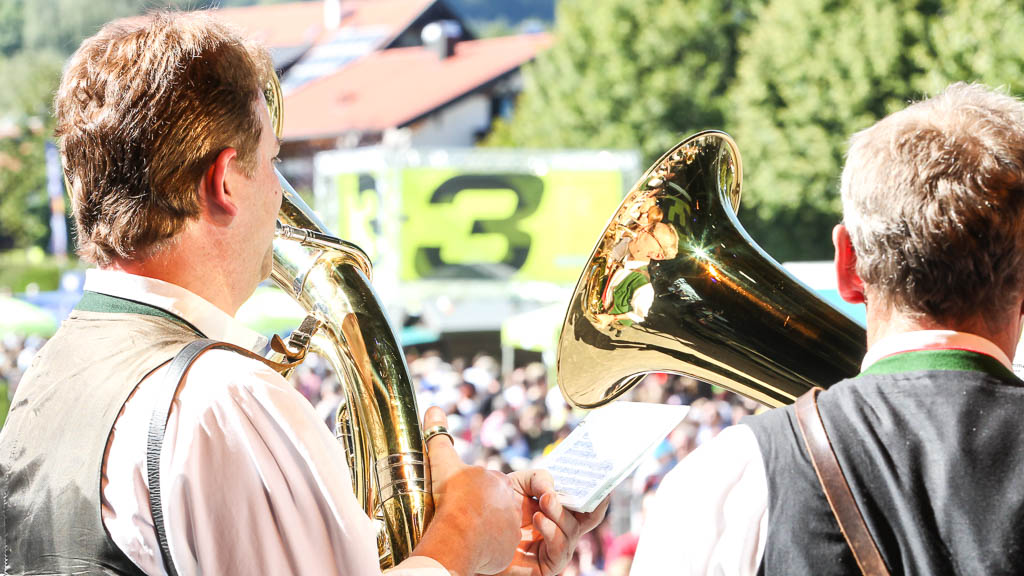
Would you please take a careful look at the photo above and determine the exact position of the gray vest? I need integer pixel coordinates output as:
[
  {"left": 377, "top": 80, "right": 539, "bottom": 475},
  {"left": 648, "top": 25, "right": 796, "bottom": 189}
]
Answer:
[
  {"left": 747, "top": 350, "right": 1024, "bottom": 576},
  {"left": 0, "top": 292, "right": 201, "bottom": 575}
]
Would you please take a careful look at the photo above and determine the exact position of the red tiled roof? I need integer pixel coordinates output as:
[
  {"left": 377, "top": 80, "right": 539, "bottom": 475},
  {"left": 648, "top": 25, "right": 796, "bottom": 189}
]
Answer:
[
  {"left": 211, "top": 0, "right": 435, "bottom": 49},
  {"left": 334, "top": 0, "right": 435, "bottom": 32},
  {"left": 281, "top": 33, "right": 553, "bottom": 140},
  {"left": 211, "top": 1, "right": 324, "bottom": 48}
]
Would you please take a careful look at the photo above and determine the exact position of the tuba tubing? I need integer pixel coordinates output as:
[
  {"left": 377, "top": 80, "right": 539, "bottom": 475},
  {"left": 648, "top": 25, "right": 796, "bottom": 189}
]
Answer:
[
  {"left": 270, "top": 174, "right": 430, "bottom": 567},
  {"left": 262, "top": 71, "right": 429, "bottom": 568}
]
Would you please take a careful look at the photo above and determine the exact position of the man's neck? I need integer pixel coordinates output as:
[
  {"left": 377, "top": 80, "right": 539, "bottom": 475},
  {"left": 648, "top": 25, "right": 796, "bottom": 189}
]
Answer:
[
  {"left": 867, "top": 300, "right": 1022, "bottom": 362},
  {"left": 105, "top": 227, "right": 254, "bottom": 317}
]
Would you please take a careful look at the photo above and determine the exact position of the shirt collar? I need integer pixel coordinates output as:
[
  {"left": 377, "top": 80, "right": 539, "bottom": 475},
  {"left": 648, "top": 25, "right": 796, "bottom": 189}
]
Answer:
[
  {"left": 83, "top": 269, "right": 268, "bottom": 353},
  {"left": 861, "top": 330, "right": 1012, "bottom": 373}
]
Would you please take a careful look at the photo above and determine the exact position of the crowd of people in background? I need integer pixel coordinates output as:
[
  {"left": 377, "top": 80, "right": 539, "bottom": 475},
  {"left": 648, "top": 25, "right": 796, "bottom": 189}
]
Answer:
[{"left": 0, "top": 334, "right": 760, "bottom": 575}]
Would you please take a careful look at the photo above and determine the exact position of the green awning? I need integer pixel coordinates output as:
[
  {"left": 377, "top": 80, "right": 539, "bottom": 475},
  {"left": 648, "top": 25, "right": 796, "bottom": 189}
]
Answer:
[{"left": 0, "top": 295, "right": 57, "bottom": 338}]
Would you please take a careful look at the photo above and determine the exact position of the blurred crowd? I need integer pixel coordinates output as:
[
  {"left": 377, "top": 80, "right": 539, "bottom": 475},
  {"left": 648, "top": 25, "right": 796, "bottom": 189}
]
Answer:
[
  {"left": 1, "top": 335, "right": 760, "bottom": 575},
  {"left": 293, "top": 348, "right": 762, "bottom": 576},
  {"left": 0, "top": 334, "right": 45, "bottom": 423}
]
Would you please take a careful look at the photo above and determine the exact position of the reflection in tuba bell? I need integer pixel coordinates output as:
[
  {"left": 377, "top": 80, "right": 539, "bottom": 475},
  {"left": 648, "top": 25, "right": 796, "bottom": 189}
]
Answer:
[
  {"left": 558, "top": 131, "right": 867, "bottom": 409},
  {"left": 262, "top": 74, "right": 430, "bottom": 568}
]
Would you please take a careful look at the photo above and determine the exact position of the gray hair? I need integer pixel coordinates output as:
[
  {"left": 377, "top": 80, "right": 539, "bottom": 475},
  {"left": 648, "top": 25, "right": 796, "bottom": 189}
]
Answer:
[{"left": 841, "top": 83, "right": 1024, "bottom": 323}]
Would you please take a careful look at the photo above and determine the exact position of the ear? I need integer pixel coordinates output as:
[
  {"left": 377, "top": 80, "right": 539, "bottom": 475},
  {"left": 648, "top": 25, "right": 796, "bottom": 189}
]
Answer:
[
  {"left": 199, "top": 148, "right": 240, "bottom": 219},
  {"left": 833, "top": 223, "right": 866, "bottom": 304}
]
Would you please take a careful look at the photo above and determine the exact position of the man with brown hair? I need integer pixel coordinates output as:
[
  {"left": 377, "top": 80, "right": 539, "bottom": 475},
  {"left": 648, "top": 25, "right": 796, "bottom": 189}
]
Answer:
[
  {"left": 633, "top": 83, "right": 1024, "bottom": 575},
  {"left": 0, "top": 11, "right": 604, "bottom": 576}
]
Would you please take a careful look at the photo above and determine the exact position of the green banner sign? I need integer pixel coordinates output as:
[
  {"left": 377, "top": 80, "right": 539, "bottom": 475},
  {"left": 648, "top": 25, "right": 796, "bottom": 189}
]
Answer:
[
  {"left": 332, "top": 172, "right": 383, "bottom": 263},
  {"left": 333, "top": 166, "right": 625, "bottom": 284},
  {"left": 399, "top": 167, "right": 622, "bottom": 284}
]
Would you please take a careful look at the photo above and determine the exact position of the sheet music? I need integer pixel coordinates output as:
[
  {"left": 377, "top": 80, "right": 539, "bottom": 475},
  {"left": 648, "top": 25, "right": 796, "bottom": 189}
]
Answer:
[{"left": 539, "top": 401, "right": 689, "bottom": 513}]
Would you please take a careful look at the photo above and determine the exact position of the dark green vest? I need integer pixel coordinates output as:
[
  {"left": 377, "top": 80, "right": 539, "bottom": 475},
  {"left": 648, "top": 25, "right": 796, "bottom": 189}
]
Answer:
[
  {"left": 747, "top": 350, "right": 1024, "bottom": 576},
  {"left": 609, "top": 269, "right": 650, "bottom": 327},
  {"left": 0, "top": 292, "right": 201, "bottom": 575}
]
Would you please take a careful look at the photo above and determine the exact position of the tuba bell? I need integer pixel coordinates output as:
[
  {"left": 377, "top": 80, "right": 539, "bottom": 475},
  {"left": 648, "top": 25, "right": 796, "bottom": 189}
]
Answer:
[
  {"left": 262, "top": 74, "right": 430, "bottom": 568},
  {"left": 557, "top": 131, "right": 867, "bottom": 409}
]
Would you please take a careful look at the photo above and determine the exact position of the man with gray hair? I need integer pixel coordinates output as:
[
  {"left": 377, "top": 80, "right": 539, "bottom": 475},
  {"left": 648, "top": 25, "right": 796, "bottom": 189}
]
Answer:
[{"left": 631, "top": 83, "right": 1024, "bottom": 575}]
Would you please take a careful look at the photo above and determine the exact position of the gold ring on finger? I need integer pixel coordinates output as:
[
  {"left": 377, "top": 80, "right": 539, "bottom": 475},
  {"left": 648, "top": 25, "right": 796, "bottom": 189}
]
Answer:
[{"left": 423, "top": 425, "right": 454, "bottom": 446}]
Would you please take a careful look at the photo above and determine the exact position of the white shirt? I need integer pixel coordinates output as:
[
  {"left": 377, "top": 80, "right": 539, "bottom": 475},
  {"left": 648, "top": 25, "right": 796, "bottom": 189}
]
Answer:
[
  {"left": 90, "top": 269, "right": 446, "bottom": 576},
  {"left": 630, "top": 330, "right": 1012, "bottom": 576}
]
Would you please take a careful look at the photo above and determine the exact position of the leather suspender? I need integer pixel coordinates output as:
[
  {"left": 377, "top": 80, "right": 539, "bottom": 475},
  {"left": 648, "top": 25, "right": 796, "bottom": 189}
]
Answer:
[
  {"left": 795, "top": 388, "right": 891, "bottom": 576},
  {"left": 146, "top": 339, "right": 304, "bottom": 576}
]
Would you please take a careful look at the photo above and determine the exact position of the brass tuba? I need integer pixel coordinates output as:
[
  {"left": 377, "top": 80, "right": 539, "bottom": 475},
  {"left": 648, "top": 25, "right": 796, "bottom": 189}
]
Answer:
[
  {"left": 557, "top": 131, "right": 867, "bottom": 409},
  {"left": 263, "top": 75, "right": 430, "bottom": 568}
]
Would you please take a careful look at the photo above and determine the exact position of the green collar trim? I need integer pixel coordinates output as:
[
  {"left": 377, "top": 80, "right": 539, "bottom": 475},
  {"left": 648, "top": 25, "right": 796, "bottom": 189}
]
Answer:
[
  {"left": 75, "top": 291, "right": 205, "bottom": 336},
  {"left": 861, "top": 349, "right": 1017, "bottom": 381}
]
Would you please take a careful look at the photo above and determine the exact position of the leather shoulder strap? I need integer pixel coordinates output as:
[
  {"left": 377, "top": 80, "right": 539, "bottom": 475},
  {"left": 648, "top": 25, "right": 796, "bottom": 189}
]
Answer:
[
  {"left": 147, "top": 339, "right": 303, "bottom": 576},
  {"left": 794, "top": 388, "right": 891, "bottom": 576}
]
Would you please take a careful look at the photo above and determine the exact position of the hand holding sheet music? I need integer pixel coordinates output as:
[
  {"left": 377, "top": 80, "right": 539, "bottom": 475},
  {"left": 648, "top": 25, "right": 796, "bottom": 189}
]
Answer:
[{"left": 539, "top": 401, "right": 690, "bottom": 513}]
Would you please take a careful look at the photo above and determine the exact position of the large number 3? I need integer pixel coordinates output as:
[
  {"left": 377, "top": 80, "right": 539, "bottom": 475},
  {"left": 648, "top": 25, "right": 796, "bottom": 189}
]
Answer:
[{"left": 414, "top": 174, "right": 544, "bottom": 277}]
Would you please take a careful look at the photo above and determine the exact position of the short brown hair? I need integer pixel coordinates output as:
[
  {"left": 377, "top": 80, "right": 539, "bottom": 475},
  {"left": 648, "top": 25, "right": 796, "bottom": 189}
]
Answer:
[
  {"left": 54, "top": 11, "right": 272, "bottom": 265},
  {"left": 841, "top": 83, "right": 1024, "bottom": 323}
]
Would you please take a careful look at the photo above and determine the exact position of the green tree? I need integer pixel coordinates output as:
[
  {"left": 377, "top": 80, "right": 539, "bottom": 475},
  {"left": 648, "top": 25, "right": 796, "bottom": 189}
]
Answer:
[
  {"left": 21, "top": 0, "right": 142, "bottom": 53},
  {"left": 17, "top": 0, "right": 243, "bottom": 53},
  {"left": 0, "top": 49, "right": 64, "bottom": 250},
  {"left": 0, "top": 123, "right": 51, "bottom": 250},
  {"left": 0, "top": 48, "right": 64, "bottom": 117},
  {"left": 912, "top": 0, "right": 1024, "bottom": 96},
  {"left": 0, "top": 0, "right": 24, "bottom": 56},
  {"left": 488, "top": 0, "right": 755, "bottom": 164},
  {"left": 728, "top": 0, "right": 1024, "bottom": 261},
  {"left": 727, "top": 0, "right": 931, "bottom": 261}
]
